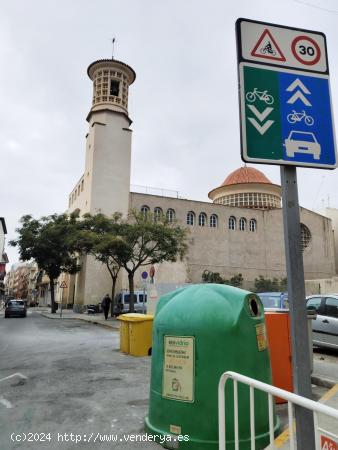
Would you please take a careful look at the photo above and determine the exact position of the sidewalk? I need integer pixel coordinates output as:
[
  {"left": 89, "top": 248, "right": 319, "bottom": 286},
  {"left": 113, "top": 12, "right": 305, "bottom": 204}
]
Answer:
[
  {"left": 274, "top": 383, "right": 338, "bottom": 449},
  {"left": 36, "top": 307, "right": 120, "bottom": 330}
]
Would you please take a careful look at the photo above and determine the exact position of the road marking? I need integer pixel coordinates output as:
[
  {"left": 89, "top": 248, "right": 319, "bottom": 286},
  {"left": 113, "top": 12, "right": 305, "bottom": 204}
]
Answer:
[
  {"left": 0, "top": 373, "right": 28, "bottom": 383},
  {"left": 248, "top": 118, "right": 274, "bottom": 135},
  {"left": 247, "top": 105, "right": 274, "bottom": 122},
  {"left": 0, "top": 396, "right": 13, "bottom": 409},
  {"left": 274, "top": 383, "right": 338, "bottom": 448}
]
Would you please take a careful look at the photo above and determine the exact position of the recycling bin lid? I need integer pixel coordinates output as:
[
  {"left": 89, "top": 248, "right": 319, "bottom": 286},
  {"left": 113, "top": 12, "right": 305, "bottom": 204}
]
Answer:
[{"left": 117, "top": 313, "right": 154, "bottom": 322}]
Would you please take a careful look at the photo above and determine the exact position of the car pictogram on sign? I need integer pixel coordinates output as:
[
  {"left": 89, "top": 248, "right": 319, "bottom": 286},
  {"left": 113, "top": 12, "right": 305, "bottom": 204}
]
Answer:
[{"left": 284, "top": 130, "right": 321, "bottom": 160}]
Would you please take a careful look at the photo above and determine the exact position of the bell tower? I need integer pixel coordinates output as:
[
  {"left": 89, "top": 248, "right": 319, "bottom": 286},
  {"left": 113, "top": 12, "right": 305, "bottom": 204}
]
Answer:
[
  {"left": 84, "top": 58, "right": 136, "bottom": 215},
  {"left": 69, "top": 58, "right": 136, "bottom": 310}
]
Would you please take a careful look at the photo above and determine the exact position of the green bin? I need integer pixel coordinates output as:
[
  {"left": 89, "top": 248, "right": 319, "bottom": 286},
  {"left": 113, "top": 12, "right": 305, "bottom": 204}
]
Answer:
[{"left": 145, "top": 284, "right": 279, "bottom": 449}]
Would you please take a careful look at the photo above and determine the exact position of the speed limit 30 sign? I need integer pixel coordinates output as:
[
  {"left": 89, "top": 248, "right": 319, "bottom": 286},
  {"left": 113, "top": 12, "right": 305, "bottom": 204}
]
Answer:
[{"left": 237, "top": 18, "right": 328, "bottom": 73}]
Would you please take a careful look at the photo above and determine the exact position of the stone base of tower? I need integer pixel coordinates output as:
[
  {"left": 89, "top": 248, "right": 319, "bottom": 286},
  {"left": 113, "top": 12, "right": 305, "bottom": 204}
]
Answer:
[{"left": 73, "top": 255, "right": 121, "bottom": 312}]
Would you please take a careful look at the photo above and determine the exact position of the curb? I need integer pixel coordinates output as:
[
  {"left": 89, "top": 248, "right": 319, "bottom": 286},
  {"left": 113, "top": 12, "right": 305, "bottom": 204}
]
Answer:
[
  {"left": 39, "top": 312, "right": 119, "bottom": 331},
  {"left": 311, "top": 374, "right": 337, "bottom": 389}
]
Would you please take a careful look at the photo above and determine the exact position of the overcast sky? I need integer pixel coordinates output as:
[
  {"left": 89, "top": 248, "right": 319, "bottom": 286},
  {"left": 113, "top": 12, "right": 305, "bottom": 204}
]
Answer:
[{"left": 2, "top": 0, "right": 338, "bottom": 264}]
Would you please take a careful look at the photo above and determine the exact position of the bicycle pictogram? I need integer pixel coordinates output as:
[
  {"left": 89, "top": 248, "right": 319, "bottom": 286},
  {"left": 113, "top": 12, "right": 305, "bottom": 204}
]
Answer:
[
  {"left": 287, "top": 109, "right": 314, "bottom": 126},
  {"left": 246, "top": 88, "right": 274, "bottom": 105},
  {"left": 260, "top": 41, "right": 276, "bottom": 56}
]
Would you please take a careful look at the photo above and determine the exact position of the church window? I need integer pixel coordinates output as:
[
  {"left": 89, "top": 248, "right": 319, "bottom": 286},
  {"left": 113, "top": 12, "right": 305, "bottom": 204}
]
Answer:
[
  {"left": 239, "top": 217, "right": 247, "bottom": 231},
  {"left": 187, "top": 211, "right": 195, "bottom": 226},
  {"left": 110, "top": 80, "right": 120, "bottom": 96},
  {"left": 198, "top": 213, "right": 207, "bottom": 227},
  {"left": 210, "top": 214, "right": 218, "bottom": 228},
  {"left": 154, "top": 207, "right": 163, "bottom": 222},
  {"left": 249, "top": 219, "right": 257, "bottom": 232},
  {"left": 229, "top": 216, "right": 236, "bottom": 230},
  {"left": 81, "top": 180, "right": 84, "bottom": 191},
  {"left": 166, "top": 209, "right": 175, "bottom": 223},
  {"left": 300, "top": 223, "right": 311, "bottom": 251},
  {"left": 141, "top": 205, "right": 150, "bottom": 218}
]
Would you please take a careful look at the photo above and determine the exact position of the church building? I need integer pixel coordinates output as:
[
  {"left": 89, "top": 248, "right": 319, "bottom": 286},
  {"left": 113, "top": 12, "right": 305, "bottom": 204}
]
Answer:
[{"left": 65, "top": 56, "right": 336, "bottom": 311}]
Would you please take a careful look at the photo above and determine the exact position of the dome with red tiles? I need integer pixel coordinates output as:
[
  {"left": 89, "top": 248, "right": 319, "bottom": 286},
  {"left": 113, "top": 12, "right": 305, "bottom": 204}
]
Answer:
[
  {"left": 221, "top": 166, "right": 272, "bottom": 187},
  {"left": 208, "top": 166, "right": 281, "bottom": 210}
]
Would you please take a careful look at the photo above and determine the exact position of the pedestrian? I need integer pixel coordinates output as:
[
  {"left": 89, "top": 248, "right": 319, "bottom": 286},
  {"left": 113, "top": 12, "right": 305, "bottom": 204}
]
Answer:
[{"left": 101, "top": 294, "right": 111, "bottom": 320}]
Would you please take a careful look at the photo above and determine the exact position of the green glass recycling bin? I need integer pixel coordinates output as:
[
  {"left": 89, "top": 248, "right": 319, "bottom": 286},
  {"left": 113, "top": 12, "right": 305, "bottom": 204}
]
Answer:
[{"left": 145, "top": 284, "right": 279, "bottom": 449}]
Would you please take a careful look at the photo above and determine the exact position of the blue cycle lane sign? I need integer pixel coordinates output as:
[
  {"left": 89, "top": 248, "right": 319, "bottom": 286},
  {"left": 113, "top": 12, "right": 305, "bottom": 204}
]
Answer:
[{"left": 236, "top": 18, "right": 337, "bottom": 169}]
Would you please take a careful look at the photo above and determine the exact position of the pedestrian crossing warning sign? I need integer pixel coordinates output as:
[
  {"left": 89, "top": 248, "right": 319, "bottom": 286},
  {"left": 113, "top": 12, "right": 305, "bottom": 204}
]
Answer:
[{"left": 251, "top": 28, "right": 286, "bottom": 62}]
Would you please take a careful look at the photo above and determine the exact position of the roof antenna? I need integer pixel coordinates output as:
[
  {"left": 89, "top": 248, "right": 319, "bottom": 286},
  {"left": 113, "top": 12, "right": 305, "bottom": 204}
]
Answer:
[{"left": 111, "top": 37, "right": 116, "bottom": 60}]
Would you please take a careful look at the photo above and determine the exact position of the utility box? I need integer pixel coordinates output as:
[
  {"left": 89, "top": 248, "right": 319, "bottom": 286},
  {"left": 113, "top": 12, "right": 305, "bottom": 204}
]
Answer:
[
  {"left": 145, "top": 284, "right": 279, "bottom": 449},
  {"left": 117, "top": 313, "right": 153, "bottom": 356}
]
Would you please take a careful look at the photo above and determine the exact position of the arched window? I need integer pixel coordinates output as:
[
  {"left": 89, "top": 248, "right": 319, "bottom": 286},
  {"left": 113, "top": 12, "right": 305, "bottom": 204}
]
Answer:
[
  {"left": 154, "top": 207, "right": 163, "bottom": 222},
  {"left": 300, "top": 223, "right": 311, "bottom": 251},
  {"left": 187, "top": 211, "right": 195, "bottom": 226},
  {"left": 166, "top": 208, "right": 175, "bottom": 223},
  {"left": 229, "top": 216, "right": 236, "bottom": 230},
  {"left": 210, "top": 214, "right": 218, "bottom": 228},
  {"left": 249, "top": 219, "right": 257, "bottom": 232},
  {"left": 198, "top": 212, "right": 207, "bottom": 227},
  {"left": 141, "top": 205, "right": 150, "bottom": 218},
  {"left": 239, "top": 217, "right": 247, "bottom": 231}
]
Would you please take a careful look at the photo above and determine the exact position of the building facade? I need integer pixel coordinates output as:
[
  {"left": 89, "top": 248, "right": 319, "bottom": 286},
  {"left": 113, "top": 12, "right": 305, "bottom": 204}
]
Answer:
[
  {"left": 65, "top": 57, "right": 336, "bottom": 309},
  {"left": 0, "top": 217, "right": 8, "bottom": 299}
]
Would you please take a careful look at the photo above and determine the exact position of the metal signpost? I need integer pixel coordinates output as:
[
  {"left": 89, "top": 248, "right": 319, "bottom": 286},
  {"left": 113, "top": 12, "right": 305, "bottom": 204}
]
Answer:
[
  {"left": 236, "top": 18, "right": 337, "bottom": 449},
  {"left": 59, "top": 280, "right": 67, "bottom": 318},
  {"left": 141, "top": 271, "right": 148, "bottom": 314}
]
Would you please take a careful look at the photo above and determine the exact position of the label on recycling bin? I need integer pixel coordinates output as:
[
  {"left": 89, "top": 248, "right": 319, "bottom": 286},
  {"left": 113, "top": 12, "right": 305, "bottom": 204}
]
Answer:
[
  {"left": 162, "top": 336, "right": 195, "bottom": 402},
  {"left": 255, "top": 323, "right": 268, "bottom": 351}
]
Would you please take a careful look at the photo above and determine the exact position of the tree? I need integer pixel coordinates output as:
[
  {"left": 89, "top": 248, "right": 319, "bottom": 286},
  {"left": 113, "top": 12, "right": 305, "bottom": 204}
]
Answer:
[
  {"left": 202, "top": 270, "right": 225, "bottom": 284},
  {"left": 254, "top": 275, "right": 287, "bottom": 293},
  {"left": 228, "top": 273, "right": 243, "bottom": 288},
  {"left": 9, "top": 214, "right": 81, "bottom": 313},
  {"left": 114, "top": 210, "right": 189, "bottom": 312},
  {"left": 202, "top": 270, "right": 244, "bottom": 288},
  {"left": 74, "top": 213, "right": 127, "bottom": 316}
]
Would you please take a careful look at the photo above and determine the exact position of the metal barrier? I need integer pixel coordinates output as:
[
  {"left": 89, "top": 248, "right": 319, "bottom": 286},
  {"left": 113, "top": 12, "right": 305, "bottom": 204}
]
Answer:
[{"left": 218, "top": 371, "right": 338, "bottom": 450}]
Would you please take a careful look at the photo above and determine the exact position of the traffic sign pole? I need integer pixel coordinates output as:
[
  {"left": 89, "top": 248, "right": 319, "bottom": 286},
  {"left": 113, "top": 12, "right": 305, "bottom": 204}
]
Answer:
[
  {"left": 281, "top": 165, "right": 315, "bottom": 450},
  {"left": 235, "top": 18, "right": 334, "bottom": 447}
]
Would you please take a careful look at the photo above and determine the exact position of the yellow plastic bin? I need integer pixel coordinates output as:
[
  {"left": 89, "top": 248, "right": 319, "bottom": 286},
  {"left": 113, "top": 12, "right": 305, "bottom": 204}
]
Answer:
[
  {"left": 117, "top": 313, "right": 154, "bottom": 356},
  {"left": 119, "top": 318, "right": 130, "bottom": 354}
]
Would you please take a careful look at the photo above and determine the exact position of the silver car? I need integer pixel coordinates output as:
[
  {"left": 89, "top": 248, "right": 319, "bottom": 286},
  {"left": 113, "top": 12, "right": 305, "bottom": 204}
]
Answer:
[{"left": 306, "top": 294, "right": 338, "bottom": 349}]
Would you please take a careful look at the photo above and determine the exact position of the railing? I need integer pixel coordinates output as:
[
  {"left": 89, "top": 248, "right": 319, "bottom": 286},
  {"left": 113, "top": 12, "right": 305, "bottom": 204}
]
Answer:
[
  {"left": 130, "top": 184, "right": 180, "bottom": 199},
  {"left": 218, "top": 371, "right": 338, "bottom": 450}
]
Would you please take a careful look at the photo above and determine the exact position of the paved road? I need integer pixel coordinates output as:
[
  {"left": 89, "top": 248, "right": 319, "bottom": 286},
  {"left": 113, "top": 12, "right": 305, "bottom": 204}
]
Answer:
[
  {"left": 0, "top": 311, "right": 336, "bottom": 450},
  {"left": 0, "top": 311, "right": 157, "bottom": 450}
]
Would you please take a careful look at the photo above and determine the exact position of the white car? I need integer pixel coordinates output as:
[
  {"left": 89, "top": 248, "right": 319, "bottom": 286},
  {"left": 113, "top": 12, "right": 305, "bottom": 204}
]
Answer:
[
  {"left": 284, "top": 131, "right": 321, "bottom": 160},
  {"left": 306, "top": 294, "right": 338, "bottom": 349}
]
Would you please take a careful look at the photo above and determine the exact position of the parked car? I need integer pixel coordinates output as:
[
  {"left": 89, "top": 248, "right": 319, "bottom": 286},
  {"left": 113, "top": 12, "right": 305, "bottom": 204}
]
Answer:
[
  {"left": 5, "top": 300, "right": 27, "bottom": 318},
  {"left": 306, "top": 294, "right": 338, "bottom": 350},
  {"left": 256, "top": 292, "right": 289, "bottom": 309},
  {"left": 114, "top": 290, "right": 147, "bottom": 315}
]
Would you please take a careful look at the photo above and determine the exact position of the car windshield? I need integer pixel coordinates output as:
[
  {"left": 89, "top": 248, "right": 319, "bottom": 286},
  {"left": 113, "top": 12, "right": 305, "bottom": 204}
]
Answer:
[
  {"left": 8, "top": 301, "right": 24, "bottom": 306},
  {"left": 289, "top": 132, "right": 315, "bottom": 142},
  {"left": 258, "top": 294, "right": 281, "bottom": 308}
]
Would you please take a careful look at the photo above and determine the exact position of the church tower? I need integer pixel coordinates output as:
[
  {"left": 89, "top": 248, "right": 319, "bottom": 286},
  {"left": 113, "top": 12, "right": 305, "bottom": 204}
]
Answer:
[
  {"left": 85, "top": 58, "right": 136, "bottom": 215},
  {"left": 68, "top": 58, "right": 136, "bottom": 310}
]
